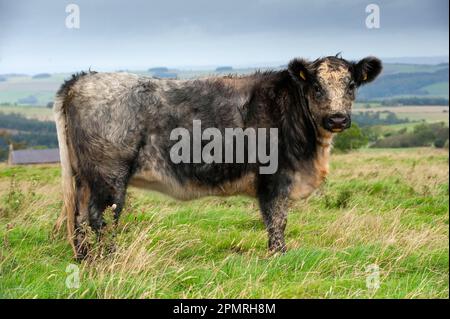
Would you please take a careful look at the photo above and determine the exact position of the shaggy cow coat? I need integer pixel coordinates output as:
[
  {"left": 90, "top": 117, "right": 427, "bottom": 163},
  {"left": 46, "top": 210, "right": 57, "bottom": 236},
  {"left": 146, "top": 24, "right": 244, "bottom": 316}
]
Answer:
[{"left": 54, "top": 56, "right": 382, "bottom": 259}]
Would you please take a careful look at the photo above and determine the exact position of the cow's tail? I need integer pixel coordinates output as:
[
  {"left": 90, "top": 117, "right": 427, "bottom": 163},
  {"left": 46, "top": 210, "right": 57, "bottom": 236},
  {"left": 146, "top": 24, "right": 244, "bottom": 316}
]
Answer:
[{"left": 53, "top": 95, "right": 77, "bottom": 256}]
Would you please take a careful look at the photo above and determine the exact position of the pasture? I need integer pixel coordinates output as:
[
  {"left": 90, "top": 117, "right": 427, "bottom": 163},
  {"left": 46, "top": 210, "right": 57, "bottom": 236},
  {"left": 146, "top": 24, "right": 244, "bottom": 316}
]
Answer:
[
  {"left": 0, "top": 148, "right": 448, "bottom": 298},
  {"left": 354, "top": 105, "right": 449, "bottom": 124},
  {"left": 0, "top": 105, "right": 54, "bottom": 121}
]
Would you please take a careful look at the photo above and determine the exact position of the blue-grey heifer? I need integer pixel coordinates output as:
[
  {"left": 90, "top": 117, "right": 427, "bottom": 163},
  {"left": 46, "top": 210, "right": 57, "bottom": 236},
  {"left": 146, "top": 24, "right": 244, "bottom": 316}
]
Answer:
[{"left": 54, "top": 56, "right": 382, "bottom": 259}]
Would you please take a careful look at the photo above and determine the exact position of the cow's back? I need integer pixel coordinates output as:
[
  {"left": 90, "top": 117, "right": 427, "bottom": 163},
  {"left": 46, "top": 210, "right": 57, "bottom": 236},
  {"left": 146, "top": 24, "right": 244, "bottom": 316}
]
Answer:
[
  {"left": 65, "top": 72, "right": 142, "bottom": 141},
  {"left": 58, "top": 72, "right": 148, "bottom": 180}
]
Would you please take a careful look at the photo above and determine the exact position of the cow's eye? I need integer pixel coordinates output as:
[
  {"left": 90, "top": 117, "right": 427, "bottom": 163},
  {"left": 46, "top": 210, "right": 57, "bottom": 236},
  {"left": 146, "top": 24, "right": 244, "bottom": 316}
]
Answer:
[
  {"left": 347, "top": 82, "right": 356, "bottom": 92},
  {"left": 313, "top": 84, "right": 322, "bottom": 98}
]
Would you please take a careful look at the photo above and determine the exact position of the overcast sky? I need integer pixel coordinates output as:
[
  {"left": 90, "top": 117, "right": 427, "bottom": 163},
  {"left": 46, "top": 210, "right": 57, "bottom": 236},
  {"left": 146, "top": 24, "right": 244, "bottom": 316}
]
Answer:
[{"left": 0, "top": 0, "right": 448, "bottom": 73}]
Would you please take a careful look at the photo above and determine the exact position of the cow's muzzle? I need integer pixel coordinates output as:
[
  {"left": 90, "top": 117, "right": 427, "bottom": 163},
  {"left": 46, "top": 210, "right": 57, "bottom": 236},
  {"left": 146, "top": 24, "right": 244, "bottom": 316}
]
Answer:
[{"left": 323, "top": 113, "right": 351, "bottom": 133}]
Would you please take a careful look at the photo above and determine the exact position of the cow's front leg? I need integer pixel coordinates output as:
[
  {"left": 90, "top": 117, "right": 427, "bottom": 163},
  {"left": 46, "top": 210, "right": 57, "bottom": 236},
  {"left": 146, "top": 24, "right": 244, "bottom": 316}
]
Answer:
[{"left": 257, "top": 173, "right": 291, "bottom": 253}]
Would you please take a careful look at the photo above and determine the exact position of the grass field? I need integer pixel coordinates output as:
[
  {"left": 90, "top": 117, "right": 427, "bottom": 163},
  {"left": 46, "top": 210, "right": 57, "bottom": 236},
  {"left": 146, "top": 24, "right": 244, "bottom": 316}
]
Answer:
[{"left": 0, "top": 148, "right": 448, "bottom": 298}]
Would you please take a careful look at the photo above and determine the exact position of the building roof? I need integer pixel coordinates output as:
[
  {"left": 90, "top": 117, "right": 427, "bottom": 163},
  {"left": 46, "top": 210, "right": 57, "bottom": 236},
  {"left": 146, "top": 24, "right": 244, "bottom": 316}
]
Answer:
[{"left": 10, "top": 148, "right": 60, "bottom": 165}]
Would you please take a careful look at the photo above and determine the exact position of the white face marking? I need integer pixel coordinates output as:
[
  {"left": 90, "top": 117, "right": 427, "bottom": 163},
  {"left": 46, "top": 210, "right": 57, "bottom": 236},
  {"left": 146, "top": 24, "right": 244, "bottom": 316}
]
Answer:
[{"left": 316, "top": 61, "right": 353, "bottom": 112}]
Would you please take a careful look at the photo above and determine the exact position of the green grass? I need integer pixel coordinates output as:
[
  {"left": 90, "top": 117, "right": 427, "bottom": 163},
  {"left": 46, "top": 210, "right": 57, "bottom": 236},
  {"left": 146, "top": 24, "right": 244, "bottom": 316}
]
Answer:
[{"left": 0, "top": 148, "right": 448, "bottom": 298}]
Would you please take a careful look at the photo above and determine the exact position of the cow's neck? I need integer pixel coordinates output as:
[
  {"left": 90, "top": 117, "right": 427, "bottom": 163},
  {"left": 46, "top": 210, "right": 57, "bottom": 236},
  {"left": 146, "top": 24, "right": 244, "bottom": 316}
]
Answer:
[
  {"left": 317, "top": 128, "right": 334, "bottom": 148},
  {"left": 276, "top": 78, "right": 319, "bottom": 164},
  {"left": 313, "top": 128, "right": 335, "bottom": 183},
  {"left": 288, "top": 128, "right": 334, "bottom": 200}
]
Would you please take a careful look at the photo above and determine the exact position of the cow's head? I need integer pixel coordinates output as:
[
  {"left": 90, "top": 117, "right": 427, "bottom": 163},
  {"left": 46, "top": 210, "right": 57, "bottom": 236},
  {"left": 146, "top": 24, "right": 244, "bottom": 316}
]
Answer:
[{"left": 288, "top": 56, "right": 382, "bottom": 133}]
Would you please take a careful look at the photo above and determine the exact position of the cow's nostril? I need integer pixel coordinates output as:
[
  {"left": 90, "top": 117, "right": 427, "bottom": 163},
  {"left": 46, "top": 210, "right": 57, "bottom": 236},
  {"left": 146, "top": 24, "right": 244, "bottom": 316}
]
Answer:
[
  {"left": 329, "top": 117, "right": 347, "bottom": 125},
  {"left": 325, "top": 115, "right": 350, "bottom": 130}
]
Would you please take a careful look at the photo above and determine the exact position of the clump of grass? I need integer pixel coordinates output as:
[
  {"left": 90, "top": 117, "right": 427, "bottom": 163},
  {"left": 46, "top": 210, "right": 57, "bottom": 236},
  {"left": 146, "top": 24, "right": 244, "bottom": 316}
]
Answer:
[
  {"left": 0, "top": 175, "right": 25, "bottom": 218},
  {"left": 324, "top": 188, "right": 352, "bottom": 209},
  {"left": 335, "top": 189, "right": 352, "bottom": 208},
  {"left": 84, "top": 206, "right": 119, "bottom": 261}
]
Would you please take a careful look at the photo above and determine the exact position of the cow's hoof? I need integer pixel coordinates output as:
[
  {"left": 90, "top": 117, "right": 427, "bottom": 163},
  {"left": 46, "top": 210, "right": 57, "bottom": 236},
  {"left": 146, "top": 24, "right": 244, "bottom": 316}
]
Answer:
[
  {"left": 268, "top": 242, "right": 287, "bottom": 255},
  {"left": 74, "top": 240, "right": 90, "bottom": 261}
]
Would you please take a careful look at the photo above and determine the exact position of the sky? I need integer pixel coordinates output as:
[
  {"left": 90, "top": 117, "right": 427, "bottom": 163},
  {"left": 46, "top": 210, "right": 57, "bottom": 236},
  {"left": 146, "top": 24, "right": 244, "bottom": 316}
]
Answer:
[{"left": 0, "top": 0, "right": 448, "bottom": 73}]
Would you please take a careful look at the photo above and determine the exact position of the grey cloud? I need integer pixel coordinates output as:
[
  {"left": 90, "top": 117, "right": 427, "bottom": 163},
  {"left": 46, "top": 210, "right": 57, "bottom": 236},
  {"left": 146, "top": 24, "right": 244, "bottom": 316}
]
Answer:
[{"left": 0, "top": 0, "right": 448, "bottom": 73}]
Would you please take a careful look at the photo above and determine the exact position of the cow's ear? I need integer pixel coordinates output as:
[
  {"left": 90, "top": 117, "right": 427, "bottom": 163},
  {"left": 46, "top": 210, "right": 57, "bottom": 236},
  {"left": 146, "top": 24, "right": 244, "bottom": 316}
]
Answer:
[
  {"left": 288, "top": 58, "right": 312, "bottom": 84},
  {"left": 353, "top": 56, "right": 382, "bottom": 86}
]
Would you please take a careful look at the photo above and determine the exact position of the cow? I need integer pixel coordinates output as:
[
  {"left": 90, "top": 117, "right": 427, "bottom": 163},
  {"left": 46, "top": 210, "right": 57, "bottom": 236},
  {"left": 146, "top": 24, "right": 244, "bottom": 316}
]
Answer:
[{"left": 54, "top": 55, "right": 382, "bottom": 259}]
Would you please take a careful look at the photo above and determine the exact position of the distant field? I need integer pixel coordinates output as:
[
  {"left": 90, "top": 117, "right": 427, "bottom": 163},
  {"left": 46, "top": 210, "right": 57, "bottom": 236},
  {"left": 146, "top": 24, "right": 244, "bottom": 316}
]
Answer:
[
  {"left": 382, "top": 63, "right": 449, "bottom": 75},
  {"left": 0, "top": 105, "right": 54, "bottom": 121},
  {"left": 369, "top": 122, "right": 418, "bottom": 135},
  {"left": 354, "top": 106, "right": 449, "bottom": 124},
  {"left": 423, "top": 82, "right": 450, "bottom": 96},
  {"left": 0, "top": 91, "right": 55, "bottom": 106},
  {"left": 0, "top": 75, "right": 63, "bottom": 105},
  {"left": 0, "top": 148, "right": 448, "bottom": 298}
]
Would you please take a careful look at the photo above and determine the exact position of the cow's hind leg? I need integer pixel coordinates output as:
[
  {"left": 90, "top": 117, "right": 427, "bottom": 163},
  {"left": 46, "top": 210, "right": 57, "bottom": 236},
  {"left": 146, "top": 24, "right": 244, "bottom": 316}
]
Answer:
[
  {"left": 73, "top": 178, "right": 91, "bottom": 260},
  {"left": 74, "top": 173, "right": 128, "bottom": 260},
  {"left": 88, "top": 178, "right": 127, "bottom": 231}
]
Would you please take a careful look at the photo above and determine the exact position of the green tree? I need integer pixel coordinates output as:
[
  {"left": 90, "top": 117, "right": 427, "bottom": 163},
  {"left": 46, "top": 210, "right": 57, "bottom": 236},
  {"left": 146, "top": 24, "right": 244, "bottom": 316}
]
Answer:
[
  {"left": 333, "top": 123, "right": 368, "bottom": 152},
  {"left": 434, "top": 138, "right": 447, "bottom": 148}
]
